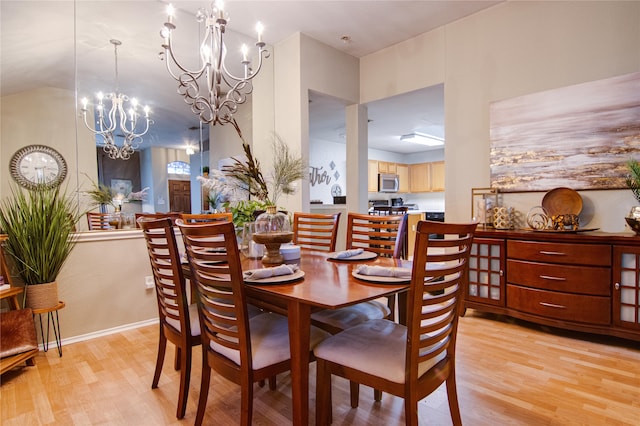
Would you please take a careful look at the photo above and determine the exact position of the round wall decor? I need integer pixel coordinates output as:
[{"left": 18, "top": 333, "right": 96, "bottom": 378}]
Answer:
[{"left": 9, "top": 144, "right": 67, "bottom": 190}]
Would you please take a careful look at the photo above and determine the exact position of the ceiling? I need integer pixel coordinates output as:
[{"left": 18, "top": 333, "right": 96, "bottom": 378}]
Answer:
[{"left": 1, "top": 1, "right": 501, "bottom": 154}]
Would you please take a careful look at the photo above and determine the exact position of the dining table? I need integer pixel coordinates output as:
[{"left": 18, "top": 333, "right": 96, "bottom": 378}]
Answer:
[{"left": 183, "top": 248, "right": 411, "bottom": 425}]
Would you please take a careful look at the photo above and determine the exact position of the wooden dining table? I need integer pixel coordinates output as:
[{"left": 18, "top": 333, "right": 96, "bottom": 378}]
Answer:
[
  {"left": 183, "top": 248, "right": 411, "bottom": 425},
  {"left": 240, "top": 249, "right": 410, "bottom": 425}
]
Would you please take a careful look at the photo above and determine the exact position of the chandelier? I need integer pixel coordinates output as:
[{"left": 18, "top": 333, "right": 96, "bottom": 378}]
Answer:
[
  {"left": 159, "top": 1, "right": 270, "bottom": 126},
  {"left": 80, "top": 39, "right": 152, "bottom": 160}
]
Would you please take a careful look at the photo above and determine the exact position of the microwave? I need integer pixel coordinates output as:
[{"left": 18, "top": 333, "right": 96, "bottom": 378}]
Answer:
[{"left": 378, "top": 173, "right": 399, "bottom": 192}]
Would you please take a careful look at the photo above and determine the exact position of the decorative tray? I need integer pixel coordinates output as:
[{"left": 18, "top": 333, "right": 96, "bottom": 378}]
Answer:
[{"left": 530, "top": 227, "right": 599, "bottom": 233}]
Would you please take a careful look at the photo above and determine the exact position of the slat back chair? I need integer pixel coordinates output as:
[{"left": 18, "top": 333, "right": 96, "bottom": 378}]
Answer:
[
  {"left": 138, "top": 217, "right": 201, "bottom": 419},
  {"left": 177, "top": 219, "right": 329, "bottom": 426},
  {"left": 346, "top": 212, "right": 408, "bottom": 259},
  {"left": 314, "top": 220, "right": 478, "bottom": 426},
  {"left": 292, "top": 212, "right": 341, "bottom": 252},
  {"left": 180, "top": 212, "right": 233, "bottom": 223},
  {"left": 135, "top": 212, "right": 181, "bottom": 227},
  {"left": 86, "top": 212, "right": 112, "bottom": 230}
]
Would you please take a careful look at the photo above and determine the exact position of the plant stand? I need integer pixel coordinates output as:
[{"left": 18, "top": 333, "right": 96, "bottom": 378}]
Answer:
[{"left": 32, "top": 301, "right": 65, "bottom": 357}]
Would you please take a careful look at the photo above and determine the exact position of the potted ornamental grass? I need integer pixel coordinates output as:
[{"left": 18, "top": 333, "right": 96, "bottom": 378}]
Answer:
[{"left": 0, "top": 184, "right": 82, "bottom": 309}]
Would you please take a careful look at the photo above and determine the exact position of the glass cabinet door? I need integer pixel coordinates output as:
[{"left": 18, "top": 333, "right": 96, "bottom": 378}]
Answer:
[
  {"left": 613, "top": 246, "right": 640, "bottom": 331},
  {"left": 467, "top": 238, "right": 505, "bottom": 306}
]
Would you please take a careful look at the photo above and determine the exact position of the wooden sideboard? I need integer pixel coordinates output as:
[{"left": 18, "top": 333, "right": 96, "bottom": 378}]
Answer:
[{"left": 464, "top": 229, "right": 640, "bottom": 342}]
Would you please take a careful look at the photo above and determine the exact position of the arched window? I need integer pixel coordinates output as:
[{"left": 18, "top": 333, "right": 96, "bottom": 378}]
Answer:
[{"left": 167, "top": 161, "right": 190, "bottom": 175}]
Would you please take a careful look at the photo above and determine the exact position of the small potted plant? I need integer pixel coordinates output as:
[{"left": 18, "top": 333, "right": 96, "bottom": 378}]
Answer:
[{"left": 0, "top": 185, "right": 83, "bottom": 309}]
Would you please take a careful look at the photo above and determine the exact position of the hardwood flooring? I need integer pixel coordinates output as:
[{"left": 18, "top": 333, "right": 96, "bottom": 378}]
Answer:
[{"left": 1, "top": 310, "right": 639, "bottom": 425}]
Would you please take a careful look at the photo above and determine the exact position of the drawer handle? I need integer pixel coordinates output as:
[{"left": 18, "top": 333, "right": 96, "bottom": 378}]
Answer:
[
  {"left": 539, "top": 250, "right": 566, "bottom": 256},
  {"left": 539, "top": 302, "right": 566, "bottom": 309},
  {"left": 539, "top": 275, "right": 567, "bottom": 281}
]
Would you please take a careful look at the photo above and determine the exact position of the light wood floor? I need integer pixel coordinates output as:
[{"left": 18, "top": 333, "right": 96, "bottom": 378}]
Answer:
[{"left": 1, "top": 310, "right": 639, "bottom": 425}]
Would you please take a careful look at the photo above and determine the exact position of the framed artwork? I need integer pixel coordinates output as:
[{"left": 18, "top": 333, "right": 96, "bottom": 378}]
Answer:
[
  {"left": 490, "top": 71, "right": 640, "bottom": 192},
  {"left": 111, "top": 179, "right": 133, "bottom": 196}
]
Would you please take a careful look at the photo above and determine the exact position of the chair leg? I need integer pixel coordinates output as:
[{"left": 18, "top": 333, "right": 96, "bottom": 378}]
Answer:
[
  {"left": 446, "top": 374, "right": 462, "bottom": 426},
  {"left": 316, "top": 359, "right": 332, "bottom": 426},
  {"left": 374, "top": 388, "right": 382, "bottom": 402},
  {"left": 387, "top": 294, "right": 396, "bottom": 322},
  {"left": 174, "top": 346, "right": 181, "bottom": 370},
  {"left": 404, "top": 394, "right": 419, "bottom": 426},
  {"left": 175, "top": 345, "right": 192, "bottom": 419},
  {"left": 349, "top": 380, "right": 360, "bottom": 408},
  {"left": 152, "top": 332, "right": 167, "bottom": 389},
  {"left": 240, "top": 376, "right": 254, "bottom": 426},
  {"left": 268, "top": 375, "right": 277, "bottom": 390},
  {"left": 194, "top": 358, "right": 211, "bottom": 426}
]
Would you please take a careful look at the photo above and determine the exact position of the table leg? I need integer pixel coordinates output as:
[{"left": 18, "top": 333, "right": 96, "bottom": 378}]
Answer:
[
  {"left": 397, "top": 291, "right": 408, "bottom": 326},
  {"left": 287, "top": 300, "right": 311, "bottom": 426}
]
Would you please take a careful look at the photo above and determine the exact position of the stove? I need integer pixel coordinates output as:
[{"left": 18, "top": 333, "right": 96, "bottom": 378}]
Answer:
[{"left": 425, "top": 212, "right": 445, "bottom": 222}]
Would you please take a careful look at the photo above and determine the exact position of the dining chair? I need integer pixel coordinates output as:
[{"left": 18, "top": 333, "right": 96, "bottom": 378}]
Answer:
[
  {"left": 346, "top": 212, "right": 408, "bottom": 258},
  {"left": 311, "top": 212, "right": 408, "bottom": 333},
  {"left": 314, "top": 220, "right": 477, "bottom": 425},
  {"left": 134, "top": 212, "right": 181, "bottom": 227},
  {"left": 177, "top": 220, "right": 330, "bottom": 426},
  {"left": 292, "top": 212, "right": 341, "bottom": 251},
  {"left": 86, "top": 212, "right": 111, "bottom": 230},
  {"left": 138, "top": 217, "right": 201, "bottom": 419},
  {"left": 180, "top": 212, "right": 233, "bottom": 223}
]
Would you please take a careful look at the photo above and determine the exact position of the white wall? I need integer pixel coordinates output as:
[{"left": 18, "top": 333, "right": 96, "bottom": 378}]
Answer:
[
  {"left": 360, "top": 1, "right": 640, "bottom": 231},
  {"left": 309, "top": 139, "right": 347, "bottom": 204}
]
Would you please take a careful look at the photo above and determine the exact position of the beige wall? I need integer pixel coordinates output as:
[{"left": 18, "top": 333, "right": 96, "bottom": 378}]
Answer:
[
  {"left": 0, "top": 87, "right": 97, "bottom": 204},
  {"left": 360, "top": 1, "right": 640, "bottom": 230},
  {"left": 56, "top": 231, "right": 157, "bottom": 340}
]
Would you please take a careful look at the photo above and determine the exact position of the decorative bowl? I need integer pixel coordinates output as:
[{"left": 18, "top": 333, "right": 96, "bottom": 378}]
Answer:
[{"left": 624, "top": 216, "right": 640, "bottom": 235}]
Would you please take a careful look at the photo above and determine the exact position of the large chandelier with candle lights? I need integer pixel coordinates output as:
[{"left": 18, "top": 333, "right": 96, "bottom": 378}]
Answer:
[
  {"left": 80, "top": 39, "right": 153, "bottom": 160},
  {"left": 159, "top": 1, "right": 270, "bottom": 126}
]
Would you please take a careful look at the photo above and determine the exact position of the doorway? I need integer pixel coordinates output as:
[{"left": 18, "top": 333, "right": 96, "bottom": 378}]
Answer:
[{"left": 168, "top": 180, "right": 191, "bottom": 213}]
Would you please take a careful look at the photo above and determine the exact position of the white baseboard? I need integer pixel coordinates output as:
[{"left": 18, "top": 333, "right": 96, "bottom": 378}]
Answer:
[{"left": 38, "top": 318, "right": 159, "bottom": 351}]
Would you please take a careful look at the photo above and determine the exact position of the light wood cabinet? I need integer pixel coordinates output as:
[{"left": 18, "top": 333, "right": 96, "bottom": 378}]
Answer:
[
  {"left": 378, "top": 161, "right": 396, "bottom": 174},
  {"left": 396, "top": 163, "right": 409, "bottom": 193},
  {"left": 406, "top": 213, "right": 423, "bottom": 258},
  {"left": 409, "top": 163, "right": 430, "bottom": 192},
  {"left": 430, "top": 161, "right": 445, "bottom": 192},
  {"left": 367, "top": 160, "right": 378, "bottom": 192},
  {"left": 408, "top": 161, "right": 445, "bottom": 193}
]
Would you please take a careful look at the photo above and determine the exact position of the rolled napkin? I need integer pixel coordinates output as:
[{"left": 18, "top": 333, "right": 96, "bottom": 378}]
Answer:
[
  {"left": 354, "top": 264, "right": 412, "bottom": 279},
  {"left": 333, "top": 248, "right": 364, "bottom": 259},
  {"left": 0, "top": 284, "right": 11, "bottom": 291},
  {"left": 244, "top": 264, "right": 300, "bottom": 280}
]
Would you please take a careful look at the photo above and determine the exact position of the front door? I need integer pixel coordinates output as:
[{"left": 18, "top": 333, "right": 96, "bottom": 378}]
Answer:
[{"left": 168, "top": 180, "right": 191, "bottom": 213}]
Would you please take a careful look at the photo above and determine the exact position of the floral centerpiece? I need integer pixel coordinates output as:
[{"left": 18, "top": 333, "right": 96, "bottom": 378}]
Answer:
[{"left": 198, "top": 119, "right": 307, "bottom": 225}]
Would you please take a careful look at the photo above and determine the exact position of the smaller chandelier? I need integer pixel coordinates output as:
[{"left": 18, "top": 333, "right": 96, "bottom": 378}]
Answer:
[
  {"left": 81, "top": 39, "right": 152, "bottom": 160},
  {"left": 159, "top": 1, "right": 270, "bottom": 126}
]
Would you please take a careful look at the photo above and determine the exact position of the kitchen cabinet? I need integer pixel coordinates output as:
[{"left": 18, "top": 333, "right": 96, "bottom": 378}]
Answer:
[
  {"left": 463, "top": 229, "right": 640, "bottom": 342},
  {"left": 408, "top": 162, "right": 444, "bottom": 193},
  {"left": 409, "top": 163, "right": 431, "bottom": 192},
  {"left": 378, "top": 161, "right": 396, "bottom": 174},
  {"left": 430, "top": 161, "right": 445, "bottom": 191},
  {"left": 406, "top": 213, "right": 423, "bottom": 258},
  {"left": 367, "top": 160, "right": 378, "bottom": 192},
  {"left": 396, "top": 164, "right": 409, "bottom": 193}
]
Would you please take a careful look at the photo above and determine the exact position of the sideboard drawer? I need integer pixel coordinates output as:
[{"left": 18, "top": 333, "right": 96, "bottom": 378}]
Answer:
[
  {"left": 507, "top": 284, "right": 610, "bottom": 325},
  {"left": 507, "top": 259, "right": 611, "bottom": 296},
  {"left": 507, "top": 240, "right": 611, "bottom": 266}
]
